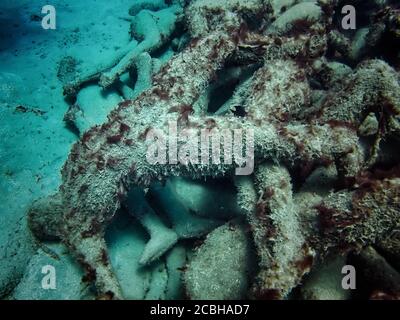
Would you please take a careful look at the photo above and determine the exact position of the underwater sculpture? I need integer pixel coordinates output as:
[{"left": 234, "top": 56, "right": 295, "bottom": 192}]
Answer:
[{"left": 27, "top": 0, "right": 400, "bottom": 299}]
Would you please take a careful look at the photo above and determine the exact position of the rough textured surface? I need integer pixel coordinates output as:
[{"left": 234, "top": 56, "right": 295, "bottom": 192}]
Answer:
[
  {"left": 237, "top": 163, "right": 313, "bottom": 299},
  {"left": 184, "top": 220, "right": 255, "bottom": 300},
  {"left": 18, "top": 0, "right": 400, "bottom": 300},
  {"left": 267, "top": 2, "right": 323, "bottom": 35},
  {"left": 301, "top": 256, "right": 352, "bottom": 300}
]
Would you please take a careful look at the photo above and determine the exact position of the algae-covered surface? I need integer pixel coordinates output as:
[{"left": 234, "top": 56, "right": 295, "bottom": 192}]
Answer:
[{"left": 0, "top": 0, "right": 399, "bottom": 300}]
